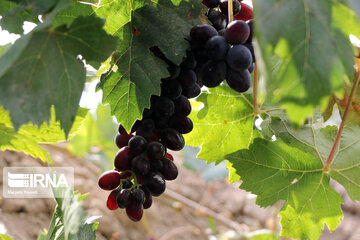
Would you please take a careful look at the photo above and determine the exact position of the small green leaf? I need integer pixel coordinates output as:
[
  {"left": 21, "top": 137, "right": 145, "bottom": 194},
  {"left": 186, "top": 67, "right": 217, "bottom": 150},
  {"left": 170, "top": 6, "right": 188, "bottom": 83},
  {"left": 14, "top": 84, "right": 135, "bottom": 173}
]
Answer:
[
  {"left": 255, "top": 0, "right": 355, "bottom": 125},
  {"left": 0, "top": 3, "right": 117, "bottom": 136},
  {"left": 0, "top": 234, "right": 13, "bottom": 240},
  {"left": 0, "top": 106, "right": 87, "bottom": 163},
  {"left": 96, "top": 0, "right": 202, "bottom": 131}
]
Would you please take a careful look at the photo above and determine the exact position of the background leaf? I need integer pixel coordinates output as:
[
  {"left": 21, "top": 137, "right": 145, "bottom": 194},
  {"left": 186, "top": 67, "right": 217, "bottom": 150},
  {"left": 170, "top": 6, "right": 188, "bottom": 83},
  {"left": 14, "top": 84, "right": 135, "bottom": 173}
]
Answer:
[
  {"left": 255, "top": 0, "right": 356, "bottom": 125},
  {"left": 0, "top": 1, "right": 117, "bottom": 136}
]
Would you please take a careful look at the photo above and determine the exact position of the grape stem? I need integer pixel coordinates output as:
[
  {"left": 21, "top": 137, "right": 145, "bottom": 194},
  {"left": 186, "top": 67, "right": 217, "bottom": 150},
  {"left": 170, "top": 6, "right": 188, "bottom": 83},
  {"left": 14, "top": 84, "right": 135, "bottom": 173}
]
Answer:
[
  {"left": 253, "top": 63, "right": 259, "bottom": 114},
  {"left": 228, "top": 0, "right": 233, "bottom": 22},
  {"left": 323, "top": 68, "right": 360, "bottom": 172}
]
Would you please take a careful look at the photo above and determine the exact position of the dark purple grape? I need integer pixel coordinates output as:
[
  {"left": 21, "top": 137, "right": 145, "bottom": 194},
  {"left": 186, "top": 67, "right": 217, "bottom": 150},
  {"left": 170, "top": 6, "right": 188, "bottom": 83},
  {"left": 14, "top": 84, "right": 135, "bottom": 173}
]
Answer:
[
  {"left": 162, "top": 158, "right": 179, "bottom": 181},
  {"left": 246, "top": 19, "right": 253, "bottom": 43},
  {"left": 225, "top": 20, "right": 250, "bottom": 45},
  {"left": 207, "top": 9, "right": 227, "bottom": 30},
  {"left": 130, "top": 120, "right": 141, "bottom": 133},
  {"left": 226, "top": 45, "right": 252, "bottom": 71},
  {"left": 168, "top": 63, "right": 181, "bottom": 79},
  {"left": 219, "top": 0, "right": 241, "bottom": 15},
  {"left": 122, "top": 180, "right": 133, "bottom": 189},
  {"left": 180, "top": 50, "right": 197, "bottom": 69},
  {"left": 145, "top": 172, "right": 166, "bottom": 196},
  {"left": 154, "top": 97, "right": 175, "bottom": 118},
  {"left": 226, "top": 68, "right": 251, "bottom": 93},
  {"left": 150, "top": 159, "right": 164, "bottom": 171},
  {"left": 115, "top": 133, "right": 133, "bottom": 149},
  {"left": 126, "top": 202, "right": 143, "bottom": 222},
  {"left": 201, "top": 60, "right": 226, "bottom": 88},
  {"left": 107, "top": 189, "right": 119, "bottom": 210},
  {"left": 169, "top": 115, "right": 194, "bottom": 134},
  {"left": 182, "top": 83, "right": 201, "bottom": 98},
  {"left": 218, "top": 29, "right": 225, "bottom": 36},
  {"left": 147, "top": 142, "right": 166, "bottom": 160},
  {"left": 161, "top": 80, "right": 182, "bottom": 100},
  {"left": 98, "top": 170, "right": 121, "bottom": 190},
  {"left": 152, "top": 112, "right": 170, "bottom": 129},
  {"left": 248, "top": 63, "right": 255, "bottom": 73},
  {"left": 178, "top": 69, "right": 197, "bottom": 87},
  {"left": 161, "top": 128, "right": 185, "bottom": 151},
  {"left": 205, "top": 0, "right": 220, "bottom": 8},
  {"left": 175, "top": 95, "right": 192, "bottom": 116},
  {"left": 128, "top": 136, "right": 148, "bottom": 154},
  {"left": 244, "top": 42, "right": 255, "bottom": 62},
  {"left": 131, "top": 188, "right": 145, "bottom": 205},
  {"left": 131, "top": 156, "right": 150, "bottom": 176},
  {"left": 114, "top": 147, "right": 135, "bottom": 171},
  {"left": 142, "top": 187, "right": 152, "bottom": 209},
  {"left": 190, "top": 24, "right": 218, "bottom": 47},
  {"left": 116, "top": 189, "right": 131, "bottom": 208},
  {"left": 140, "top": 119, "right": 155, "bottom": 132},
  {"left": 205, "top": 36, "right": 229, "bottom": 61},
  {"left": 118, "top": 124, "right": 128, "bottom": 135},
  {"left": 143, "top": 108, "right": 153, "bottom": 119}
]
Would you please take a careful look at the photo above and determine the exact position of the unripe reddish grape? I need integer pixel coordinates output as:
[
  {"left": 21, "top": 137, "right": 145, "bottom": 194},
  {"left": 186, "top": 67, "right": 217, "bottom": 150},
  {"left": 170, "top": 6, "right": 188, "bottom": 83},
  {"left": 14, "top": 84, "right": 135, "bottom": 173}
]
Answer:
[
  {"left": 98, "top": 170, "right": 121, "bottom": 190},
  {"left": 165, "top": 153, "right": 174, "bottom": 161},
  {"left": 115, "top": 133, "right": 133, "bottom": 149},
  {"left": 225, "top": 20, "right": 250, "bottom": 45},
  {"left": 162, "top": 158, "right": 178, "bottom": 180},
  {"left": 107, "top": 189, "right": 119, "bottom": 210},
  {"left": 126, "top": 202, "right": 144, "bottom": 222},
  {"left": 235, "top": 2, "right": 253, "bottom": 21},
  {"left": 114, "top": 146, "right": 135, "bottom": 171}
]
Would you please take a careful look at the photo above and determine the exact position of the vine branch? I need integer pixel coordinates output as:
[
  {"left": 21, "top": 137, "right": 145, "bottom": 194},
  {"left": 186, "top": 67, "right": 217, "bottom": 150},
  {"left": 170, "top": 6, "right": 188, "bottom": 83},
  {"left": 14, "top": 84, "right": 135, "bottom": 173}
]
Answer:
[
  {"left": 323, "top": 69, "right": 360, "bottom": 172},
  {"left": 228, "top": 0, "right": 233, "bottom": 22}
]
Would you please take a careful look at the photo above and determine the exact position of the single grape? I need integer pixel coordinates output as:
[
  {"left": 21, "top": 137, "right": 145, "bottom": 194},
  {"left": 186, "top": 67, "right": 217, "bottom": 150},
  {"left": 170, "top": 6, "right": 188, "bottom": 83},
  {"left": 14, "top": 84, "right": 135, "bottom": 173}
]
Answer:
[
  {"left": 147, "top": 142, "right": 166, "bottom": 160},
  {"left": 225, "top": 20, "right": 250, "bottom": 45},
  {"left": 219, "top": 0, "right": 241, "bottom": 16},
  {"left": 246, "top": 20, "right": 253, "bottom": 43},
  {"left": 165, "top": 153, "right": 174, "bottom": 161},
  {"left": 114, "top": 146, "right": 135, "bottom": 171},
  {"left": 161, "top": 128, "right": 185, "bottom": 151},
  {"left": 128, "top": 136, "right": 148, "bottom": 154},
  {"left": 167, "top": 63, "right": 181, "bottom": 79},
  {"left": 144, "top": 172, "right": 166, "bottom": 196},
  {"left": 131, "top": 188, "right": 146, "bottom": 205},
  {"left": 115, "top": 133, "right": 133, "bottom": 149},
  {"left": 116, "top": 189, "right": 132, "bottom": 208},
  {"left": 180, "top": 50, "right": 197, "bottom": 70},
  {"left": 206, "top": 9, "right": 227, "bottom": 30},
  {"left": 235, "top": 2, "right": 253, "bottom": 21},
  {"left": 174, "top": 95, "right": 192, "bottom": 116},
  {"left": 107, "top": 189, "right": 119, "bottom": 210},
  {"left": 226, "top": 45, "right": 252, "bottom": 71},
  {"left": 205, "top": 36, "right": 229, "bottom": 61},
  {"left": 226, "top": 68, "right": 251, "bottom": 93},
  {"left": 126, "top": 202, "right": 144, "bottom": 222},
  {"left": 131, "top": 156, "right": 150, "bottom": 176},
  {"left": 169, "top": 115, "right": 194, "bottom": 134},
  {"left": 178, "top": 69, "right": 197, "bottom": 87},
  {"left": 130, "top": 120, "right": 141, "bottom": 133},
  {"left": 162, "top": 158, "right": 179, "bottom": 181},
  {"left": 98, "top": 170, "right": 121, "bottom": 191},
  {"left": 190, "top": 24, "right": 218, "bottom": 47},
  {"left": 248, "top": 62, "right": 255, "bottom": 73},
  {"left": 140, "top": 119, "right": 155, "bottom": 132},
  {"left": 201, "top": 60, "right": 227, "bottom": 88},
  {"left": 243, "top": 42, "right": 255, "bottom": 62},
  {"left": 205, "top": 0, "right": 220, "bottom": 8},
  {"left": 142, "top": 187, "right": 153, "bottom": 209},
  {"left": 182, "top": 83, "right": 201, "bottom": 98},
  {"left": 150, "top": 159, "right": 164, "bottom": 171},
  {"left": 154, "top": 96, "right": 175, "bottom": 118},
  {"left": 118, "top": 124, "right": 128, "bottom": 135},
  {"left": 161, "top": 80, "right": 182, "bottom": 100}
]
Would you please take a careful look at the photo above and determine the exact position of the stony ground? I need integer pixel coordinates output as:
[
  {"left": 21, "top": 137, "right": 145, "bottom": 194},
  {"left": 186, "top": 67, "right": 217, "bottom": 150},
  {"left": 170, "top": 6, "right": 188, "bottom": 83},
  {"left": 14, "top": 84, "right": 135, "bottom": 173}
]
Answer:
[{"left": 0, "top": 148, "right": 359, "bottom": 240}]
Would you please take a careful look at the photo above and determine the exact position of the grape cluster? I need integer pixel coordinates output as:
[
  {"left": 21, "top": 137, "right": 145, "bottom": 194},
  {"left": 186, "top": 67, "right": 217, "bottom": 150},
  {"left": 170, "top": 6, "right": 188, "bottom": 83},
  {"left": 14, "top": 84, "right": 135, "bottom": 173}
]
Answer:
[
  {"left": 98, "top": 45, "right": 202, "bottom": 221},
  {"left": 192, "top": 0, "right": 254, "bottom": 93}
]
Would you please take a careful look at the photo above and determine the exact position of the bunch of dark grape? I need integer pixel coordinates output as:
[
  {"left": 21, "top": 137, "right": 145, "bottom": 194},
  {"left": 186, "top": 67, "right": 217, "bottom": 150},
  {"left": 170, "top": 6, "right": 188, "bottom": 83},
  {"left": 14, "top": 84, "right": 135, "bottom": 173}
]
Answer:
[
  {"left": 98, "top": 45, "right": 201, "bottom": 222},
  {"left": 192, "top": 0, "right": 254, "bottom": 93}
]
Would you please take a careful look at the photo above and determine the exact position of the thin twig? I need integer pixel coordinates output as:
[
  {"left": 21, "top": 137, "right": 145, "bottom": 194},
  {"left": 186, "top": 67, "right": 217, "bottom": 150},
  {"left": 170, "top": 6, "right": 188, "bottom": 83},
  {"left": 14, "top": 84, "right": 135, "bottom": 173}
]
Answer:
[
  {"left": 163, "top": 188, "right": 249, "bottom": 232},
  {"left": 228, "top": 0, "right": 233, "bottom": 23},
  {"left": 323, "top": 69, "right": 360, "bottom": 172}
]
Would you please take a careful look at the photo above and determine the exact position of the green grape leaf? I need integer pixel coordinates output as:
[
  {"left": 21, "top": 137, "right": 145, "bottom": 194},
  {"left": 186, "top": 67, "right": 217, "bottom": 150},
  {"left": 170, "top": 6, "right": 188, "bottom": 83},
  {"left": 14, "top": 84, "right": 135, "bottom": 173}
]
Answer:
[
  {"left": 0, "top": 234, "right": 13, "bottom": 240},
  {"left": 95, "top": 0, "right": 202, "bottom": 131},
  {"left": 0, "top": 106, "right": 87, "bottom": 163},
  {"left": 338, "top": 0, "right": 360, "bottom": 19},
  {"left": 255, "top": 0, "right": 356, "bottom": 125},
  {"left": 227, "top": 138, "right": 343, "bottom": 240},
  {"left": 185, "top": 85, "right": 273, "bottom": 164},
  {"left": 0, "top": 0, "right": 117, "bottom": 136}
]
